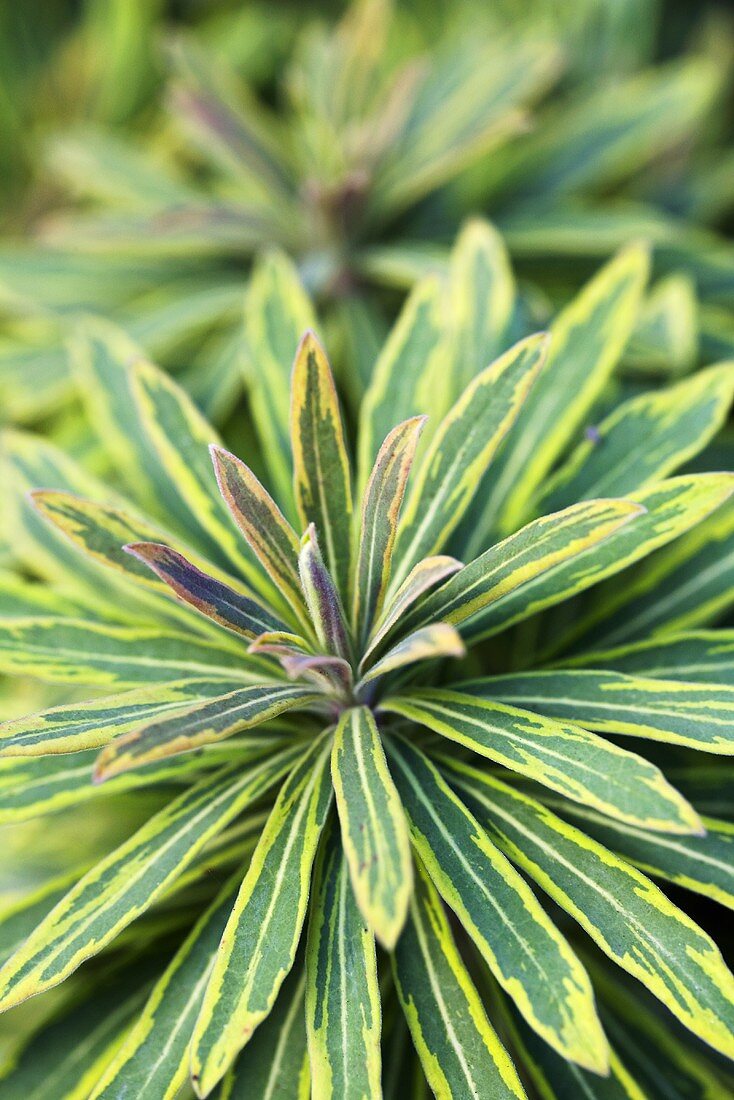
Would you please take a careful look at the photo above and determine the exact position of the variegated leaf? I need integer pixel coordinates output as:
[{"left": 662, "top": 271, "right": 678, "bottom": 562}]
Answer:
[
  {"left": 364, "top": 555, "right": 462, "bottom": 661},
  {"left": 298, "top": 525, "right": 351, "bottom": 661},
  {"left": 358, "top": 624, "right": 465, "bottom": 687},
  {"left": 564, "top": 631, "right": 734, "bottom": 686}
]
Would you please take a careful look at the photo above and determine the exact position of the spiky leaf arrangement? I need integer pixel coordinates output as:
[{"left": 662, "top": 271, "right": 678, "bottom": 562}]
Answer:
[{"left": 1, "top": 234, "right": 734, "bottom": 1097}]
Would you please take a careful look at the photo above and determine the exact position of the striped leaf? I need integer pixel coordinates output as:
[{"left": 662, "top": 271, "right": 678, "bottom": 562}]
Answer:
[
  {"left": 537, "top": 364, "right": 734, "bottom": 513},
  {"left": 0, "top": 677, "right": 241, "bottom": 756},
  {"left": 484, "top": 474, "right": 734, "bottom": 654},
  {"left": 219, "top": 966, "right": 310, "bottom": 1099},
  {"left": 306, "top": 821, "right": 381, "bottom": 1100},
  {"left": 358, "top": 277, "right": 445, "bottom": 485},
  {"left": 0, "top": 870, "right": 82, "bottom": 968},
  {"left": 464, "top": 244, "right": 649, "bottom": 544},
  {"left": 386, "top": 736, "right": 608, "bottom": 1074},
  {"left": 473, "top": 670, "right": 734, "bottom": 753},
  {"left": 446, "top": 760, "right": 734, "bottom": 1060},
  {"left": 0, "top": 741, "right": 272, "bottom": 825},
  {"left": 211, "top": 445, "right": 307, "bottom": 626},
  {"left": 130, "top": 358, "right": 270, "bottom": 594},
  {"left": 244, "top": 249, "right": 316, "bottom": 516},
  {"left": 90, "top": 879, "right": 241, "bottom": 1100},
  {"left": 392, "top": 858, "right": 526, "bottom": 1100},
  {"left": 291, "top": 330, "right": 353, "bottom": 601},
  {"left": 392, "top": 333, "right": 546, "bottom": 588},
  {"left": 331, "top": 708, "right": 412, "bottom": 948},
  {"left": 93, "top": 683, "right": 317, "bottom": 781},
  {"left": 364, "top": 555, "right": 462, "bottom": 661},
  {"left": 0, "top": 750, "right": 298, "bottom": 1012},
  {"left": 402, "top": 498, "right": 642, "bottom": 637},
  {"left": 447, "top": 218, "right": 515, "bottom": 400},
  {"left": 539, "top": 476, "right": 734, "bottom": 660},
  {"left": 358, "top": 624, "right": 465, "bottom": 688},
  {"left": 565, "top": 631, "right": 734, "bottom": 686},
  {"left": 126, "top": 542, "right": 286, "bottom": 639},
  {"left": 0, "top": 618, "right": 249, "bottom": 686},
  {"left": 298, "top": 525, "right": 351, "bottom": 661},
  {"left": 353, "top": 416, "right": 426, "bottom": 643},
  {"left": 540, "top": 798, "right": 734, "bottom": 912},
  {"left": 191, "top": 736, "right": 333, "bottom": 1096},
  {"left": 383, "top": 689, "right": 701, "bottom": 833}
]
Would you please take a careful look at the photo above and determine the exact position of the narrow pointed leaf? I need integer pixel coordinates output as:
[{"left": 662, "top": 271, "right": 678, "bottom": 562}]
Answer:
[
  {"left": 474, "top": 670, "right": 734, "bottom": 753},
  {"left": 365, "top": 555, "right": 462, "bottom": 661},
  {"left": 219, "top": 967, "right": 310, "bottom": 1099},
  {"left": 358, "top": 277, "right": 446, "bottom": 484},
  {"left": 447, "top": 762, "right": 734, "bottom": 1062},
  {"left": 331, "top": 708, "right": 412, "bottom": 949},
  {"left": 402, "top": 498, "right": 642, "bottom": 637},
  {"left": 192, "top": 736, "right": 333, "bottom": 1096},
  {"left": 359, "top": 624, "right": 465, "bottom": 687},
  {"left": 0, "top": 677, "right": 242, "bottom": 756},
  {"left": 94, "top": 683, "right": 317, "bottom": 781},
  {"left": 125, "top": 541, "right": 286, "bottom": 639},
  {"left": 306, "top": 822, "right": 382, "bottom": 1100},
  {"left": 353, "top": 416, "right": 426, "bottom": 642},
  {"left": 211, "top": 445, "right": 306, "bottom": 624},
  {"left": 386, "top": 736, "right": 608, "bottom": 1074},
  {"left": 538, "top": 364, "right": 734, "bottom": 512},
  {"left": 281, "top": 654, "right": 352, "bottom": 696},
  {"left": 291, "top": 331, "right": 353, "bottom": 600},
  {"left": 392, "top": 858, "right": 526, "bottom": 1100},
  {"left": 565, "top": 631, "right": 734, "bottom": 686},
  {"left": 0, "top": 750, "right": 299, "bottom": 1012},
  {"left": 0, "top": 618, "right": 249, "bottom": 686},
  {"left": 90, "top": 879, "right": 241, "bottom": 1100},
  {"left": 392, "top": 333, "right": 546, "bottom": 587},
  {"left": 385, "top": 688, "right": 701, "bottom": 832},
  {"left": 298, "top": 525, "right": 351, "bottom": 661}
]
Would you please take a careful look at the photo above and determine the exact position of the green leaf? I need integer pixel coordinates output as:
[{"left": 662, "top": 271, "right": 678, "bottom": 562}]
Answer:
[
  {"left": 353, "top": 416, "right": 426, "bottom": 644},
  {"left": 464, "top": 244, "right": 649, "bottom": 543},
  {"left": 291, "top": 331, "right": 353, "bottom": 602},
  {"left": 298, "top": 525, "right": 351, "bottom": 661},
  {"left": 539, "top": 797, "right": 734, "bottom": 912},
  {"left": 244, "top": 250, "right": 316, "bottom": 516},
  {"left": 126, "top": 542, "right": 286, "bottom": 639},
  {"left": 386, "top": 736, "right": 608, "bottom": 1074},
  {"left": 625, "top": 274, "right": 698, "bottom": 378},
  {"left": 392, "top": 857, "right": 526, "bottom": 1100},
  {"left": 358, "top": 624, "right": 465, "bottom": 687},
  {"left": 383, "top": 688, "right": 700, "bottom": 833},
  {"left": 211, "top": 445, "right": 307, "bottom": 628},
  {"left": 446, "top": 218, "right": 515, "bottom": 400},
  {"left": 403, "top": 498, "right": 642, "bottom": 637},
  {"left": 475, "top": 670, "right": 734, "bottom": 753},
  {"left": 358, "top": 277, "right": 445, "bottom": 484},
  {"left": 491, "top": 474, "right": 734, "bottom": 657},
  {"left": 191, "top": 736, "right": 333, "bottom": 1096},
  {"left": 90, "top": 878, "right": 240, "bottom": 1100},
  {"left": 331, "top": 708, "right": 412, "bottom": 949},
  {"left": 219, "top": 966, "right": 310, "bottom": 1099},
  {"left": 564, "top": 631, "right": 734, "bottom": 686},
  {"left": 0, "top": 677, "right": 240, "bottom": 756},
  {"left": 446, "top": 760, "right": 734, "bottom": 1060},
  {"left": 391, "top": 333, "right": 547, "bottom": 588},
  {"left": 537, "top": 364, "right": 734, "bottom": 513},
  {"left": 0, "top": 750, "right": 298, "bottom": 1012},
  {"left": 364, "top": 556, "right": 462, "bottom": 661},
  {"left": 306, "top": 821, "right": 381, "bottom": 1100},
  {"left": 0, "top": 617, "right": 249, "bottom": 686},
  {"left": 93, "top": 683, "right": 316, "bottom": 781}
]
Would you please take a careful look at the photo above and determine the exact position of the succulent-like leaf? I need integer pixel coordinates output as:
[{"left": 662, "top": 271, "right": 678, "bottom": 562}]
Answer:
[
  {"left": 291, "top": 331, "right": 353, "bottom": 601},
  {"left": 383, "top": 689, "right": 701, "bottom": 833},
  {"left": 386, "top": 736, "right": 609, "bottom": 1074},
  {"left": 393, "top": 857, "right": 526, "bottom": 1100},
  {"left": 331, "top": 707, "right": 412, "bottom": 948},
  {"left": 192, "top": 736, "right": 332, "bottom": 1096},
  {"left": 306, "top": 821, "right": 382, "bottom": 1099},
  {"left": 298, "top": 525, "right": 351, "bottom": 661}
]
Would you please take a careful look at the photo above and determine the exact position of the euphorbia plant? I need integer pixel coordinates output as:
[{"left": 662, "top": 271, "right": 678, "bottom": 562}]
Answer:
[{"left": 1, "top": 233, "right": 734, "bottom": 1096}]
